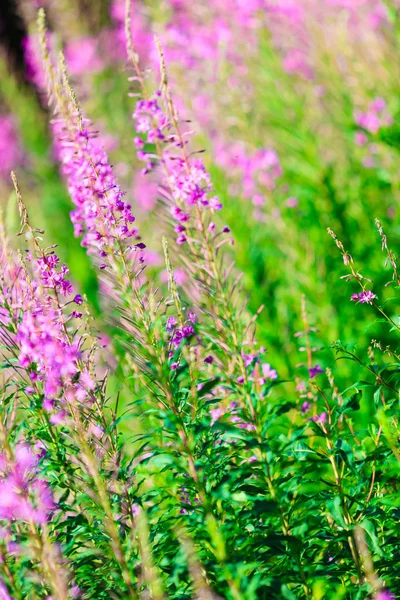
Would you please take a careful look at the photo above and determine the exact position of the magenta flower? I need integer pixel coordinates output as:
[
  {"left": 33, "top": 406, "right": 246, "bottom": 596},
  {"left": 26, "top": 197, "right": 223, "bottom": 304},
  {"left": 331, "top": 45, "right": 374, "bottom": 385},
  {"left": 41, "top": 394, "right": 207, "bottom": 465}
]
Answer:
[
  {"left": 261, "top": 363, "right": 278, "bottom": 381},
  {"left": 354, "top": 97, "right": 392, "bottom": 134},
  {"left": 132, "top": 93, "right": 228, "bottom": 248},
  {"left": 351, "top": 290, "right": 376, "bottom": 304},
  {"left": 0, "top": 578, "right": 13, "bottom": 600},
  {"left": 214, "top": 140, "right": 281, "bottom": 206},
  {"left": 0, "top": 445, "right": 55, "bottom": 525},
  {"left": 0, "top": 115, "right": 25, "bottom": 179},
  {"left": 52, "top": 118, "right": 141, "bottom": 269},
  {"left": 376, "top": 591, "right": 395, "bottom": 600},
  {"left": 65, "top": 37, "right": 103, "bottom": 76},
  {"left": 310, "top": 412, "right": 327, "bottom": 425},
  {"left": 309, "top": 365, "right": 323, "bottom": 378},
  {"left": 210, "top": 407, "right": 222, "bottom": 424}
]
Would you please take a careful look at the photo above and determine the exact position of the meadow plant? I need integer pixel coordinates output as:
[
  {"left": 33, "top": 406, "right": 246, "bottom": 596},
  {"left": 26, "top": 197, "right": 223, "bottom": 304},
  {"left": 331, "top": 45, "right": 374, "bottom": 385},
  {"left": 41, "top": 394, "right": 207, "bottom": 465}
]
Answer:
[{"left": 1, "top": 2, "right": 400, "bottom": 599}]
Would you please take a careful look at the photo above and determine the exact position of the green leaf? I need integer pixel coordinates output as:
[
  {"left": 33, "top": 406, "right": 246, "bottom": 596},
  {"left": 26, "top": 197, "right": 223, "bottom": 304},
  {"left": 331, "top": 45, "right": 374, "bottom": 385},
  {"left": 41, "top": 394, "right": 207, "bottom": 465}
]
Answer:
[{"left": 327, "top": 496, "right": 347, "bottom": 528}]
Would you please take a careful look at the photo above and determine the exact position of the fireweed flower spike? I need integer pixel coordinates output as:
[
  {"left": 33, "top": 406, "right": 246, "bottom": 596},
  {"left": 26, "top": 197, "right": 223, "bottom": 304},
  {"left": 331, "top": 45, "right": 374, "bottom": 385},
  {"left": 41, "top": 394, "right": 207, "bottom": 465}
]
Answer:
[
  {"left": 39, "top": 20, "right": 244, "bottom": 597},
  {"left": 126, "top": 26, "right": 280, "bottom": 409},
  {"left": 0, "top": 416, "right": 71, "bottom": 600},
  {"left": 329, "top": 227, "right": 400, "bottom": 333},
  {"left": 52, "top": 60, "right": 142, "bottom": 274},
  {"left": 11, "top": 173, "right": 95, "bottom": 419},
  {"left": 124, "top": 13, "right": 308, "bottom": 590},
  {"left": 6, "top": 174, "right": 139, "bottom": 599}
]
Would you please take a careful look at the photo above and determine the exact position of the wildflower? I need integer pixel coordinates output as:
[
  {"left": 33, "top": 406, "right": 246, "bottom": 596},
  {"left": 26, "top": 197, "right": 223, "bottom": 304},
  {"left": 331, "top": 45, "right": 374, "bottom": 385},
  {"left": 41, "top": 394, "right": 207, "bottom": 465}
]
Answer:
[
  {"left": 376, "top": 592, "right": 395, "bottom": 600},
  {"left": 176, "top": 234, "right": 187, "bottom": 245},
  {"left": 0, "top": 445, "right": 55, "bottom": 525},
  {"left": 131, "top": 504, "right": 140, "bottom": 516},
  {"left": 65, "top": 37, "right": 103, "bottom": 76},
  {"left": 354, "top": 131, "right": 367, "bottom": 146},
  {"left": 354, "top": 97, "right": 392, "bottom": 134},
  {"left": 210, "top": 407, "right": 222, "bottom": 423},
  {"left": 134, "top": 137, "right": 144, "bottom": 148},
  {"left": 182, "top": 325, "right": 194, "bottom": 337},
  {"left": 18, "top": 309, "right": 81, "bottom": 399},
  {"left": 52, "top": 118, "right": 140, "bottom": 268},
  {"left": 310, "top": 412, "right": 327, "bottom": 425},
  {"left": 309, "top": 365, "right": 323, "bottom": 378},
  {"left": 166, "top": 316, "right": 177, "bottom": 331},
  {"left": 351, "top": 290, "right": 376, "bottom": 304},
  {"left": 301, "top": 401, "right": 311, "bottom": 414},
  {"left": 0, "top": 578, "right": 13, "bottom": 600},
  {"left": 204, "top": 355, "right": 213, "bottom": 364},
  {"left": 0, "top": 115, "right": 25, "bottom": 179},
  {"left": 214, "top": 141, "right": 281, "bottom": 205},
  {"left": 286, "top": 196, "right": 298, "bottom": 208},
  {"left": 49, "top": 411, "right": 68, "bottom": 426},
  {"left": 261, "top": 363, "right": 278, "bottom": 380},
  {"left": 209, "top": 197, "right": 223, "bottom": 211}
]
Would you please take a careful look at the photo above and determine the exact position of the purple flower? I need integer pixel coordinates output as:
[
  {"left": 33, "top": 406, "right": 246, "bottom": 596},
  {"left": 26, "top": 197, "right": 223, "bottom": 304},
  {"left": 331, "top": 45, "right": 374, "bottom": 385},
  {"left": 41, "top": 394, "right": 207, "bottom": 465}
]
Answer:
[
  {"left": 166, "top": 316, "right": 177, "bottom": 331},
  {"left": 351, "top": 290, "right": 376, "bottom": 304},
  {"left": 176, "top": 234, "right": 187, "bottom": 245},
  {"left": 204, "top": 355, "right": 213, "bottom": 364},
  {"left": 0, "top": 445, "right": 55, "bottom": 525},
  {"left": 73, "top": 294, "right": 83, "bottom": 305},
  {"left": 52, "top": 117, "right": 140, "bottom": 270},
  {"left": 210, "top": 407, "right": 222, "bottom": 423},
  {"left": 182, "top": 325, "right": 194, "bottom": 338},
  {"left": 0, "top": 115, "right": 25, "bottom": 180},
  {"left": 310, "top": 412, "right": 327, "bottom": 425},
  {"left": 309, "top": 365, "right": 323, "bottom": 378},
  {"left": 261, "top": 363, "right": 278, "bottom": 380},
  {"left": 376, "top": 592, "right": 395, "bottom": 600},
  {"left": 209, "top": 196, "right": 223, "bottom": 211}
]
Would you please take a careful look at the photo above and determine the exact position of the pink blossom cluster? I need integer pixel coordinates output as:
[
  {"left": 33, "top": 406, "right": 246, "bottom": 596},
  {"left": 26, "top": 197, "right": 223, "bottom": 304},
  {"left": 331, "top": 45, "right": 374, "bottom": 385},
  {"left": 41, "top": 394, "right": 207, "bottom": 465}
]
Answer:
[
  {"left": 22, "top": 34, "right": 48, "bottom": 91},
  {"left": 109, "top": 0, "right": 152, "bottom": 64},
  {"left": 0, "top": 116, "right": 25, "bottom": 180},
  {"left": 1, "top": 237, "right": 96, "bottom": 423},
  {"left": 354, "top": 97, "right": 392, "bottom": 136},
  {"left": 23, "top": 32, "right": 104, "bottom": 90},
  {"left": 0, "top": 445, "right": 54, "bottom": 525},
  {"left": 166, "top": 313, "right": 197, "bottom": 369},
  {"left": 351, "top": 290, "right": 376, "bottom": 304},
  {"left": 263, "top": 0, "right": 389, "bottom": 79},
  {"left": 133, "top": 94, "right": 225, "bottom": 245},
  {"left": 53, "top": 119, "right": 142, "bottom": 268},
  {"left": 149, "top": 0, "right": 262, "bottom": 75},
  {"left": 64, "top": 36, "right": 104, "bottom": 76},
  {"left": 215, "top": 141, "right": 282, "bottom": 207},
  {"left": 18, "top": 309, "right": 81, "bottom": 398},
  {"left": 240, "top": 350, "right": 278, "bottom": 384}
]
